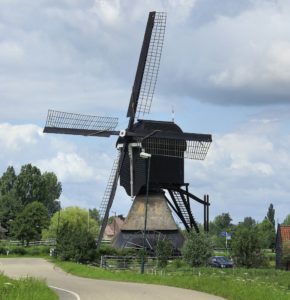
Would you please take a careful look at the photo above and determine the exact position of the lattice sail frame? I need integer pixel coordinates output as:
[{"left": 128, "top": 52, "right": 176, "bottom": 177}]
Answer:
[
  {"left": 138, "top": 137, "right": 211, "bottom": 160},
  {"left": 45, "top": 110, "right": 118, "bottom": 131},
  {"left": 136, "top": 12, "right": 166, "bottom": 118}
]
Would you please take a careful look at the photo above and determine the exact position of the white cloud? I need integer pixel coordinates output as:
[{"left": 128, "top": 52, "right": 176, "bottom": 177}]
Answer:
[
  {"left": 37, "top": 152, "right": 98, "bottom": 183},
  {"left": 1, "top": 1, "right": 290, "bottom": 224},
  {"left": 0, "top": 123, "right": 41, "bottom": 151},
  {"left": 186, "top": 118, "right": 290, "bottom": 222}
]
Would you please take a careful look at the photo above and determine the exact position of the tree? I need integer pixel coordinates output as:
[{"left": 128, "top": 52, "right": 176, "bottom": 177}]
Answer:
[
  {"left": 0, "top": 193, "right": 22, "bottom": 232},
  {"left": 283, "top": 214, "right": 290, "bottom": 225},
  {"left": 11, "top": 202, "right": 50, "bottom": 246},
  {"left": 242, "top": 216, "right": 256, "bottom": 228},
  {"left": 258, "top": 219, "right": 276, "bottom": 249},
  {"left": 14, "top": 164, "right": 43, "bottom": 206},
  {"left": 258, "top": 204, "right": 276, "bottom": 249},
  {"left": 51, "top": 207, "right": 99, "bottom": 262},
  {"left": 231, "top": 220, "right": 267, "bottom": 268},
  {"left": 41, "top": 172, "right": 62, "bottom": 216},
  {"left": 209, "top": 213, "right": 233, "bottom": 248},
  {"left": 0, "top": 166, "right": 17, "bottom": 196},
  {"left": 209, "top": 213, "right": 232, "bottom": 235},
  {"left": 156, "top": 239, "right": 173, "bottom": 268},
  {"left": 267, "top": 203, "right": 275, "bottom": 227},
  {"left": 89, "top": 208, "right": 100, "bottom": 224},
  {"left": 0, "top": 165, "right": 61, "bottom": 231},
  {"left": 43, "top": 206, "right": 99, "bottom": 239},
  {"left": 182, "top": 231, "right": 213, "bottom": 267}
]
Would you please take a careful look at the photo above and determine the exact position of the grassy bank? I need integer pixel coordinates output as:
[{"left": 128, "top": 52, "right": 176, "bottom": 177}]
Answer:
[
  {"left": 55, "top": 260, "right": 290, "bottom": 300},
  {"left": 0, "top": 273, "right": 58, "bottom": 300}
]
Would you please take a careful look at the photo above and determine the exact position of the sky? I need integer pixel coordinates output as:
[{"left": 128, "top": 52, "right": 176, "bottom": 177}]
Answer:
[{"left": 1, "top": 0, "right": 290, "bottom": 225}]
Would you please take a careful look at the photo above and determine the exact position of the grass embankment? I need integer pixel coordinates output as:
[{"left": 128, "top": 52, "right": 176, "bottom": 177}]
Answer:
[
  {"left": 55, "top": 260, "right": 290, "bottom": 300},
  {"left": 0, "top": 273, "right": 58, "bottom": 300}
]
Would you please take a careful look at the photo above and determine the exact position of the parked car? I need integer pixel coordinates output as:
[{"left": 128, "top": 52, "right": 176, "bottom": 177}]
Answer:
[{"left": 208, "top": 256, "right": 233, "bottom": 268}]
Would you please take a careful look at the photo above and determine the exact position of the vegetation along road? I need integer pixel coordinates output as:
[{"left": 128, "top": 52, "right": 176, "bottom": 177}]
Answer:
[{"left": 0, "top": 258, "right": 225, "bottom": 300}]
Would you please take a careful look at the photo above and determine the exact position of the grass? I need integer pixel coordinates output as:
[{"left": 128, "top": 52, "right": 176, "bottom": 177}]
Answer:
[
  {"left": 54, "top": 260, "right": 290, "bottom": 300},
  {"left": 0, "top": 273, "right": 58, "bottom": 300},
  {"left": 0, "top": 244, "right": 52, "bottom": 259}
]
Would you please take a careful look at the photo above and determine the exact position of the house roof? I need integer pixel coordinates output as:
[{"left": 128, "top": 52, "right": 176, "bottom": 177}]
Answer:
[
  {"left": 279, "top": 225, "right": 290, "bottom": 242},
  {"left": 104, "top": 217, "right": 124, "bottom": 237}
]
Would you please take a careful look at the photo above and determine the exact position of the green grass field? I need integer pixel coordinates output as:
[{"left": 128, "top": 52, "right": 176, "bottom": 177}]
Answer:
[
  {"left": 55, "top": 260, "right": 290, "bottom": 300},
  {"left": 0, "top": 273, "right": 58, "bottom": 300}
]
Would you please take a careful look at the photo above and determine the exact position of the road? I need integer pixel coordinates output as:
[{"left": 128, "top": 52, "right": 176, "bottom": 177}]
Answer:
[{"left": 0, "top": 258, "right": 225, "bottom": 300}]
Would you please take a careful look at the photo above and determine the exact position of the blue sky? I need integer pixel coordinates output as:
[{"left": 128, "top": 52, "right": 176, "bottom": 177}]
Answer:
[{"left": 1, "top": 0, "right": 290, "bottom": 224}]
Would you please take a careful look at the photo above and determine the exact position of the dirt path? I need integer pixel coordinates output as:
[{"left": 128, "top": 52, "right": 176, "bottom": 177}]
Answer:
[{"left": 0, "top": 258, "right": 225, "bottom": 300}]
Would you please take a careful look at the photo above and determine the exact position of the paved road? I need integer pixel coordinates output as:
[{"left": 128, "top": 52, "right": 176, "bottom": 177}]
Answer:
[{"left": 0, "top": 258, "right": 225, "bottom": 300}]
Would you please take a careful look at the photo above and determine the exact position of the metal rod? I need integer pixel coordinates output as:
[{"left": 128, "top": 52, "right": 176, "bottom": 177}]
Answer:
[
  {"left": 141, "top": 156, "right": 151, "bottom": 274},
  {"left": 204, "top": 195, "right": 206, "bottom": 232},
  {"left": 207, "top": 195, "right": 210, "bottom": 232}
]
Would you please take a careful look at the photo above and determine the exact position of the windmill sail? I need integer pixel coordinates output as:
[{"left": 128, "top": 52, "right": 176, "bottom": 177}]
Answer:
[
  {"left": 96, "top": 150, "right": 125, "bottom": 249},
  {"left": 127, "top": 12, "right": 166, "bottom": 124},
  {"left": 44, "top": 110, "right": 119, "bottom": 137},
  {"left": 136, "top": 131, "right": 212, "bottom": 160}
]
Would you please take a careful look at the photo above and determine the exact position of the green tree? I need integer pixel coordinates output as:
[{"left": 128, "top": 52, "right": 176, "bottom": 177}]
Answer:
[
  {"left": 209, "top": 213, "right": 232, "bottom": 235},
  {"left": 267, "top": 203, "right": 275, "bottom": 227},
  {"left": 41, "top": 172, "right": 62, "bottom": 216},
  {"left": 11, "top": 202, "right": 50, "bottom": 246},
  {"left": 258, "top": 219, "right": 276, "bottom": 249},
  {"left": 258, "top": 204, "right": 276, "bottom": 249},
  {"left": 209, "top": 213, "right": 233, "bottom": 248},
  {"left": 13, "top": 164, "right": 61, "bottom": 216},
  {"left": 242, "top": 216, "right": 256, "bottom": 228},
  {"left": 89, "top": 208, "right": 100, "bottom": 224},
  {"left": 52, "top": 207, "right": 99, "bottom": 262},
  {"left": 14, "top": 164, "right": 43, "bottom": 206},
  {"left": 282, "top": 214, "right": 290, "bottom": 225},
  {"left": 0, "top": 166, "right": 17, "bottom": 196},
  {"left": 43, "top": 206, "right": 99, "bottom": 239},
  {"left": 156, "top": 239, "right": 173, "bottom": 268},
  {"left": 0, "top": 193, "right": 22, "bottom": 232},
  {"left": 182, "top": 231, "right": 213, "bottom": 267},
  {"left": 231, "top": 219, "right": 267, "bottom": 268},
  {"left": 57, "top": 221, "right": 97, "bottom": 262}
]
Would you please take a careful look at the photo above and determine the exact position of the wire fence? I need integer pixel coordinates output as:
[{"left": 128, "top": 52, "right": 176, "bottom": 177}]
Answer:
[
  {"left": 0, "top": 239, "right": 56, "bottom": 246},
  {"left": 100, "top": 255, "right": 180, "bottom": 272}
]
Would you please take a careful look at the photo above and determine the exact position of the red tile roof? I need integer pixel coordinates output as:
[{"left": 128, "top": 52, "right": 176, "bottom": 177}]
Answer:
[
  {"left": 280, "top": 225, "right": 290, "bottom": 242},
  {"left": 104, "top": 217, "right": 124, "bottom": 237}
]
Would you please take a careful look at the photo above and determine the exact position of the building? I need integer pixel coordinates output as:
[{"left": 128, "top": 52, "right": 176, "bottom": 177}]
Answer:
[
  {"left": 276, "top": 224, "right": 290, "bottom": 270},
  {"left": 103, "top": 217, "right": 125, "bottom": 243}
]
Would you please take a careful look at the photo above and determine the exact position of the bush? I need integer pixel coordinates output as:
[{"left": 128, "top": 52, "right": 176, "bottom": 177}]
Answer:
[
  {"left": 182, "top": 231, "right": 213, "bottom": 267},
  {"left": 231, "top": 223, "right": 269, "bottom": 268},
  {"left": 11, "top": 247, "right": 27, "bottom": 255},
  {"left": 0, "top": 246, "right": 7, "bottom": 255},
  {"left": 156, "top": 239, "right": 173, "bottom": 268},
  {"left": 57, "top": 221, "right": 97, "bottom": 263}
]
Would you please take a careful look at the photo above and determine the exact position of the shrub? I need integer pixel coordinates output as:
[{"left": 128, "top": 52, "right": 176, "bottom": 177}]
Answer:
[
  {"left": 182, "top": 231, "right": 213, "bottom": 267},
  {"left": 11, "top": 247, "right": 27, "bottom": 255},
  {"left": 156, "top": 239, "right": 173, "bottom": 268},
  {"left": 0, "top": 246, "right": 7, "bottom": 255},
  {"left": 231, "top": 223, "right": 269, "bottom": 268},
  {"left": 57, "top": 221, "right": 97, "bottom": 263}
]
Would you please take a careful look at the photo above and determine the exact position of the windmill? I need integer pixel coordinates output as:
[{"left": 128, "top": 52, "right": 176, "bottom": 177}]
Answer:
[{"left": 44, "top": 11, "right": 212, "bottom": 251}]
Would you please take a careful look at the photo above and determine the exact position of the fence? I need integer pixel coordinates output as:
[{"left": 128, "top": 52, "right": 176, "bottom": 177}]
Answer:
[
  {"left": 0, "top": 239, "right": 56, "bottom": 246},
  {"left": 100, "top": 255, "right": 180, "bottom": 272}
]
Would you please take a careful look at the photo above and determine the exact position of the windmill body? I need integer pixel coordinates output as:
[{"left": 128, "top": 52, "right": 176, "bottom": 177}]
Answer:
[
  {"left": 119, "top": 120, "right": 185, "bottom": 197},
  {"left": 43, "top": 11, "right": 212, "bottom": 252}
]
